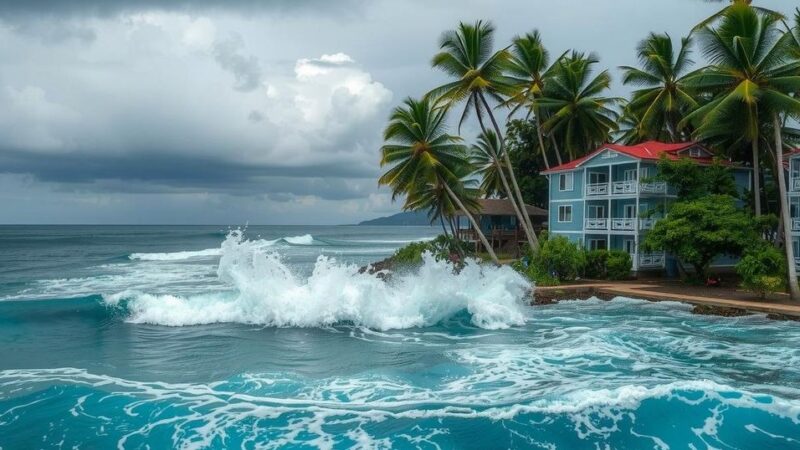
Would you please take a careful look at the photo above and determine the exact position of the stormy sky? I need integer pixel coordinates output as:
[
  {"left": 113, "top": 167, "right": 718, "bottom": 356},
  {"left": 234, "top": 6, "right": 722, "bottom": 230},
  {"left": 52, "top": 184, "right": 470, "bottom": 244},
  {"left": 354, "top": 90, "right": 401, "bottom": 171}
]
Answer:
[{"left": 1, "top": 0, "right": 797, "bottom": 224}]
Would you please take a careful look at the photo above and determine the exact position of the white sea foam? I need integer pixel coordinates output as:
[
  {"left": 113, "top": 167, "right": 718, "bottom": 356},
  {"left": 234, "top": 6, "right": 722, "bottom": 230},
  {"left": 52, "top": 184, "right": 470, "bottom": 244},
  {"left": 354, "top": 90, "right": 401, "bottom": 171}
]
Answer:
[
  {"left": 104, "top": 230, "right": 531, "bottom": 330},
  {"left": 129, "top": 248, "right": 223, "bottom": 261},
  {"left": 128, "top": 234, "right": 315, "bottom": 262}
]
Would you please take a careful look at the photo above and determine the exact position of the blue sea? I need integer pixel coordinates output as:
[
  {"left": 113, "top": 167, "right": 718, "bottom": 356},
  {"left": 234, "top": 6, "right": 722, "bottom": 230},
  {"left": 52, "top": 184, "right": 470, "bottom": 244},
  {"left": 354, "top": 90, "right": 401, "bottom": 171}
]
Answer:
[{"left": 1, "top": 225, "right": 799, "bottom": 449}]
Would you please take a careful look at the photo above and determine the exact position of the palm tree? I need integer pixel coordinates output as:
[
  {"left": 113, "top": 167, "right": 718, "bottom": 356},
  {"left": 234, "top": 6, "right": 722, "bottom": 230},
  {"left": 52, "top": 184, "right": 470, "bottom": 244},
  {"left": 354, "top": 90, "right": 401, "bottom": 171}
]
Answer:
[
  {"left": 695, "top": 0, "right": 783, "bottom": 31},
  {"left": 683, "top": 2, "right": 799, "bottom": 217},
  {"left": 471, "top": 130, "right": 507, "bottom": 197},
  {"left": 503, "top": 30, "right": 565, "bottom": 168},
  {"left": 620, "top": 33, "right": 698, "bottom": 142},
  {"left": 787, "top": 9, "right": 800, "bottom": 59},
  {"left": 378, "top": 97, "right": 500, "bottom": 264},
  {"left": 685, "top": 3, "right": 800, "bottom": 299},
  {"left": 429, "top": 20, "right": 539, "bottom": 252},
  {"left": 534, "top": 52, "right": 621, "bottom": 160},
  {"left": 404, "top": 174, "right": 481, "bottom": 240}
]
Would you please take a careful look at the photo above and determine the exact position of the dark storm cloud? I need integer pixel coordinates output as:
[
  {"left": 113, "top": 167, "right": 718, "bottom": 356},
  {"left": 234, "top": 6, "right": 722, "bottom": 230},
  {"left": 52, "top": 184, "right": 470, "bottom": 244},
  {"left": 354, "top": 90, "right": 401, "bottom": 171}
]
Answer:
[
  {"left": 0, "top": 148, "right": 377, "bottom": 200},
  {"left": 0, "top": 0, "right": 366, "bottom": 17}
]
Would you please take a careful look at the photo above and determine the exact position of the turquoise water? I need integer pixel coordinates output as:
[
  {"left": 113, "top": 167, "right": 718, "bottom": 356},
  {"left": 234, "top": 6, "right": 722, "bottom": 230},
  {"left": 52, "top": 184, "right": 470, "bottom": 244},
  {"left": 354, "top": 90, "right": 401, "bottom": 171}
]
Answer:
[{"left": 1, "top": 226, "right": 799, "bottom": 449}]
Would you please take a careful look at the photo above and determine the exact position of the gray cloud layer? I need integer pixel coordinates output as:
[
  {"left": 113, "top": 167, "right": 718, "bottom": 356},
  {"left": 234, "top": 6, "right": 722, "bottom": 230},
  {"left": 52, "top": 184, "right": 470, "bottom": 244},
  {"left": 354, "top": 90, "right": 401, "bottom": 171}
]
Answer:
[{"left": 1, "top": 0, "right": 798, "bottom": 224}]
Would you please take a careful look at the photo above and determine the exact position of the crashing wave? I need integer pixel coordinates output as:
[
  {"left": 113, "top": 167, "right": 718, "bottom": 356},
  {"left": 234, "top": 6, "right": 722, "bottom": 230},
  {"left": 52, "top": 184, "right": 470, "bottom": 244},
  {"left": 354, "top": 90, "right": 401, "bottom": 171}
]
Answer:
[
  {"left": 128, "top": 234, "right": 316, "bottom": 261},
  {"left": 106, "top": 230, "right": 531, "bottom": 330}
]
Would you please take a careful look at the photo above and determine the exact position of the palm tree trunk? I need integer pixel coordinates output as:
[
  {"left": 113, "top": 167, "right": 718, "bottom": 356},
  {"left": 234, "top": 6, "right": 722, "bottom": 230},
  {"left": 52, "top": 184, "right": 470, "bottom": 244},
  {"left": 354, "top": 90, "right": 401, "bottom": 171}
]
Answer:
[
  {"left": 439, "top": 215, "right": 449, "bottom": 238},
  {"left": 477, "top": 91, "right": 540, "bottom": 251},
  {"left": 550, "top": 134, "right": 563, "bottom": 165},
  {"left": 532, "top": 109, "right": 551, "bottom": 170},
  {"left": 773, "top": 114, "right": 800, "bottom": 301},
  {"left": 443, "top": 182, "right": 500, "bottom": 265},
  {"left": 752, "top": 138, "right": 762, "bottom": 217}
]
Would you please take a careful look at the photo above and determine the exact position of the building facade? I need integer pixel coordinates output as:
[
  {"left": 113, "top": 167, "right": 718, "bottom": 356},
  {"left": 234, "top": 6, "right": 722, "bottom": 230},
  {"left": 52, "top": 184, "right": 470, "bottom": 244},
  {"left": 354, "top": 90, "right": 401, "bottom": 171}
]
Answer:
[
  {"left": 543, "top": 141, "right": 752, "bottom": 272},
  {"left": 786, "top": 151, "right": 800, "bottom": 266}
]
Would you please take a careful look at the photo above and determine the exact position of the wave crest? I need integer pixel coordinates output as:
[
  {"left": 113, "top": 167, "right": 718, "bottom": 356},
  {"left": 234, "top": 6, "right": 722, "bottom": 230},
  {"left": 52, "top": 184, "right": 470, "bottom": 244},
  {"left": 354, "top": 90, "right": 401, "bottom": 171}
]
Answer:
[
  {"left": 128, "top": 234, "right": 316, "bottom": 261},
  {"left": 107, "top": 230, "right": 531, "bottom": 330}
]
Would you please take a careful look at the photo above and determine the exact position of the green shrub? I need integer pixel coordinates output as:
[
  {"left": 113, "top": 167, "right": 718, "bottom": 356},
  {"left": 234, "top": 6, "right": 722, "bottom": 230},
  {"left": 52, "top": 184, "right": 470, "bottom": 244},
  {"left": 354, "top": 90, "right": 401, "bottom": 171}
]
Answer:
[
  {"left": 736, "top": 243, "right": 786, "bottom": 299},
  {"left": 391, "top": 235, "right": 473, "bottom": 268},
  {"left": 584, "top": 249, "right": 609, "bottom": 279},
  {"left": 533, "top": 235, "right": 586, "bottom": 282},
  {"left": 606, "top": 250, "right": 632, "bottom": 280},
  {"left": 511, "top": 260, "right": 560, "bottom": 286}
]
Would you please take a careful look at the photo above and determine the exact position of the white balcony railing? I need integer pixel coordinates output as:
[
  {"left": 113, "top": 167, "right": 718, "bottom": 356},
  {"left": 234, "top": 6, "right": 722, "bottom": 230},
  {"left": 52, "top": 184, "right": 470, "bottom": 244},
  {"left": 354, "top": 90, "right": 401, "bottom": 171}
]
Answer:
[
  {"left": 640, "top": 182, "right": 667, "bottom": 194},
  {"left": 611, "top": 218, "right": 636, "bottom": 231},
  {"left": 639, "top": 252, "right": 666, "bottom": 268},
  {"left": 612, "top": 181, "right": 637, "bottom": 194},
  {"left": 586, "top": 183, "right": 609, "bottom": 196},
  {"left": 793, "top": 219, "right": 800, "bottom": 231},
  {"left": 584, "top": 218, "right": 609, "bottom": 230},
  {"left": 639, "top": 218, "right": 658, "bottom": 230},
  {"left": 793, "top": 178, "right": 800, "bottom": 191}
]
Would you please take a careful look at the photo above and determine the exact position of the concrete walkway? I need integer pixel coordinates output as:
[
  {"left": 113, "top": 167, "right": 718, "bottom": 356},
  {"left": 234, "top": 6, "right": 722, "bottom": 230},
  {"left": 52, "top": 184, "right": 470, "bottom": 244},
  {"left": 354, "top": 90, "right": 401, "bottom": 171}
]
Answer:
[{"left": 535, "top": 282, "right": 800, "bottom": 318}]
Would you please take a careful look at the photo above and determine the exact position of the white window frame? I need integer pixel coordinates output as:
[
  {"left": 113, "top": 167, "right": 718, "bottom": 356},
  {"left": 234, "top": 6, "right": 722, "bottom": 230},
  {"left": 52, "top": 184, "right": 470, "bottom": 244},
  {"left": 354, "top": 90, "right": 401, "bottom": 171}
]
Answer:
[
  {"left": 559, "top": 173, "right": 574, "bottom": 191},
  {"left": 588, "top": 238, "right": 607, "bottom": 251},
  {"left": 558, "top": 205, "right": 573, "bottom": 223},
  {"left": 623, "top": 204, "right": 636, "bottom": 219},
  {"left": 688, "top": 147, "right": 703, "bottom": 157},
  {"left": 623, "top": 169, "right": 638, "bottom": 181},
  {"left": 588, "top": 205, "right": 606, "bottom": 219},
  {"left": 623, "top": 239, "right": 635, "bottom": 254},
  {"left": 589, "top": 172, "right": 607, "bottom": 184},
  {"left": 791, "top": 197, "right": 800, "bottom": 219}
]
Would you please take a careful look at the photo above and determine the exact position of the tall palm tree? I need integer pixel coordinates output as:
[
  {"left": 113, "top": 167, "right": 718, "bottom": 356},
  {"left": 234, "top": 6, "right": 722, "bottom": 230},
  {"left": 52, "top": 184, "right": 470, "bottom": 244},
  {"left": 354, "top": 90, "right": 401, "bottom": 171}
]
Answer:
[
  {"left": 695, "top": 0, "right": 783, "bottom": 31},
  {"left": 620, "top": 33, "right": 698, "bottom": 142},
  {"left": 378, "top": 97, "right": 500, "bottom": 264},
  {"left": 404, "top": 174, "right": 481, "bottom": 240},
  {"left": 471, "top": 130, "right": 507, "bottom": 197},
  {"left": 503, "top": 30, "right": 565, "bottom": 168},
  {"left": 534, "top": 52, "right": 621, "bottom": 160},
  {"left": 685, "top": 3, "right": 800, "bottom": 299},
  {"left": 429, "top": 20, "right": 539, "bottom": 252},
  {"left": 683, "top": 2, "right": 799, "bottom": 217}
]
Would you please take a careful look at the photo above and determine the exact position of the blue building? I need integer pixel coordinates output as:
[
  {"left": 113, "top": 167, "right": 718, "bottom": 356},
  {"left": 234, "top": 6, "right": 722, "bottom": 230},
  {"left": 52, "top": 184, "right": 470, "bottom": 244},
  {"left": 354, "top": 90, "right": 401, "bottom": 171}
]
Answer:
[
  {"left": 786, "top": 150, "right": 800, "bottom": 266},
  {"left": 542, "top": 141, "right": 752, "bottom": 272}
]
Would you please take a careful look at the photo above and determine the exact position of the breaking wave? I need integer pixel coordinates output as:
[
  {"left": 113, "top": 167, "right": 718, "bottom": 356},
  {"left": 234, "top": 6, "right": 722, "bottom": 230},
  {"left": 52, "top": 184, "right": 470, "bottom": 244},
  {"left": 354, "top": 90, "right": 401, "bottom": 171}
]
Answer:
[
  {"left": 128, "top": 234, "right": 316, "bottom": 261},
  {"left": 106, "top": 230, "right": 531, "bottom": 330}
]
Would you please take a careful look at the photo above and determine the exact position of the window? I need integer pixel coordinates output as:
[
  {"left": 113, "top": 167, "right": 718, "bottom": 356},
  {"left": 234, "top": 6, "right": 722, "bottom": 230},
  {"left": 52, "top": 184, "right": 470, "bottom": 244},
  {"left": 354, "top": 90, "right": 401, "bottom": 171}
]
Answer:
[
  {"left": 589, "top": 172, "right": 607, "bottom": 184},
  {"left": 623, "top": 239, "right": 635, "bottom": 254},
  {"left": 558, "top": 205, "right": 573, "bottom": 222},
  {"left": 624, "top": 204, "right": 637, "bottom": 219},
  {"left": 689, "top": 148, "right": 702, "bottom": 157},
  {"left": 588, "top": 205, "right": 606, "bottom": 219},
  {"left": 559, "top": 173, "right": 574, "bottom": 191},
  {"left": 623, "top": 169, "right": 637, "bottom": 181},
  {"left": 588, "top": 239, "right": 607, "bottom": 250}
]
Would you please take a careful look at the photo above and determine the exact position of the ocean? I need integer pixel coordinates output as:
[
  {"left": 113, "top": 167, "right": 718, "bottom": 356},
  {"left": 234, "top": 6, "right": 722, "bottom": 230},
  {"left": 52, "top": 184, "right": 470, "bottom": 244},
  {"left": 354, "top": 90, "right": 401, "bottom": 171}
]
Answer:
[{"left": 1, "top": 225, "right": 799, "bottom": 449}]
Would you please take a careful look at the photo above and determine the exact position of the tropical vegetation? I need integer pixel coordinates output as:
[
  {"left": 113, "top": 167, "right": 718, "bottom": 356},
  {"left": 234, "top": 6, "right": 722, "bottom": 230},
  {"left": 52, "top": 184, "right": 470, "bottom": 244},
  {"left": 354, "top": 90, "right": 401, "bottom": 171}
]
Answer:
[{"left": 376, "top": 2, "right": 800, "bottom": 300}]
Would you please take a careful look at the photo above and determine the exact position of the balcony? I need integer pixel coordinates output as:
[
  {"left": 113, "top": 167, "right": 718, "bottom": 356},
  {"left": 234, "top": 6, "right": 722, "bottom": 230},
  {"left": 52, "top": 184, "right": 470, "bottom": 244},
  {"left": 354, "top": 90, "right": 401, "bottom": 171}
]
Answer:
[
  {"left": 584, "top": 218, "right": 608, "bottom": 230},
  {"left": 639, "top": 252, "right": 666, "bottom": 268},
  {"left": 611, "top": 218, "right": 635, "bottom": 231},
  {"left": 585, "top": 181, "right": 667, "bottom": 196},
  {"left": 639, "top": 218, "right": 658, "bottom": 230},
  {"left": 793, "top": 178, "right": 800, "bottom": 191}
]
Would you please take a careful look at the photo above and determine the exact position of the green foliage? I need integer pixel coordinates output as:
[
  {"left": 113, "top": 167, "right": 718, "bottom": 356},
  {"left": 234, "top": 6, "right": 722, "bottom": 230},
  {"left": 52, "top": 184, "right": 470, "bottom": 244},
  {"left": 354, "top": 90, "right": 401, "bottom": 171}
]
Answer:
[
  {"left": 584, "top": 250, "right": 609, "bottom": 279},
  {"left": 583, "top": 249, "right": 632, "bottom": 280},
  {"left": 505, "top": 119, "right": 549, "bottom": 208},
  {"left": 533, "top": 235, "right": 586, "bottom": 281},
  {"left": 736, "top": 243, "right": 787, "bottom": 299},
  {"left": 511, "top": 260, "right": 560, "bottom": 286},
  {"left": 606, "top": 251, "right": 633, "bottom": 281},
  {"left": 391, "top": 235, "right": 473, "bottom": 268},
  {"left": 642, "top": 195, "right": 760, "bottom": 279},
  {"left": 652, "top": 155, "right": 738, "bottom": 201}
]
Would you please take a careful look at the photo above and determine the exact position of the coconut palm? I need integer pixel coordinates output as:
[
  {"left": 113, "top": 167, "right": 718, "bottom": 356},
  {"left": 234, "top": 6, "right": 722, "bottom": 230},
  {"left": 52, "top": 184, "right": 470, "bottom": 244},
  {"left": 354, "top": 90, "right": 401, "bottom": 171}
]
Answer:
[
  {"left": 429, "top": 20, "right": 539, "bottom": 252},
  {"left": 683, "top": 2, "right": 800, "bottom": 217},
  {"left": 787, "top": 9, "right": 800, "bottom": 59},
  {"left": 686, "top": 3, "right": 800, "bottom": 299},
  {"left": 503, "top": 30, "right": 565, "bottom": 168},
  {"left": 695, "top": 0, "right": 783, "bottom": 31},
  {"left": 471, "top": 130, "right": 507, "bottom": 197},
  {"left": 378, "top": 97, "right": 500, "bottom": 264},
  {"left": 620, "top": 33, "right": 698, "bottom": 142},
  {"left": 534, "top": 52, "right": 621, "bottom": 160},
  {"left": 404, "top": 174, "right": 481, "bottom": 240}
]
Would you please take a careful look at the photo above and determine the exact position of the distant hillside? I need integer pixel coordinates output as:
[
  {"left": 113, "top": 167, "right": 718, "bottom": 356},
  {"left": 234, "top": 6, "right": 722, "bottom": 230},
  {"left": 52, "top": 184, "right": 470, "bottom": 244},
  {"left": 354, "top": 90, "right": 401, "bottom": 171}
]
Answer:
[{"left": 358, "top": 211, "right": 432, "bottom": 226}]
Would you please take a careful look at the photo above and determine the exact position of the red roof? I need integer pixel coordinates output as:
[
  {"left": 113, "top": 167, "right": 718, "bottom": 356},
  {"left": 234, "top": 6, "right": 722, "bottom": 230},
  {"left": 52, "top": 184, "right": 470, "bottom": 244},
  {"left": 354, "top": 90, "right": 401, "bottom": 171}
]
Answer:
[{"left": 541, "top": 141, "right": 719, "bottom": 174}]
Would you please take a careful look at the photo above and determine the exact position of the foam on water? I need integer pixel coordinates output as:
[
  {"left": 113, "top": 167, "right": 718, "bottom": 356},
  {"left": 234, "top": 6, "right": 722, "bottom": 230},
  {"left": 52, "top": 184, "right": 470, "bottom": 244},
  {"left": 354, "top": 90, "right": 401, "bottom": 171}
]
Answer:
[
  {"left": 105, "top": 231, "right": 530, "bottom": 330},
  {"left": 128, "top": 234, "right": 316, "bottom": 261}
]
